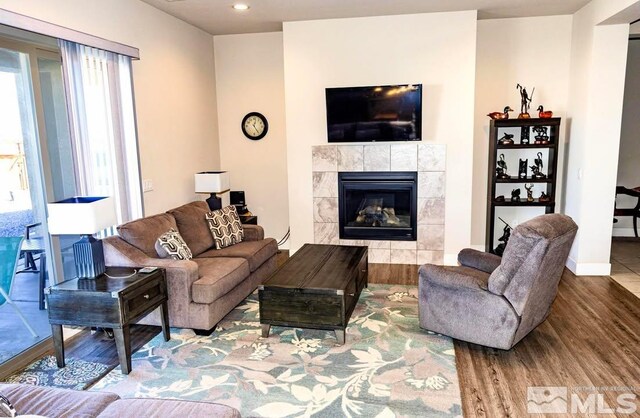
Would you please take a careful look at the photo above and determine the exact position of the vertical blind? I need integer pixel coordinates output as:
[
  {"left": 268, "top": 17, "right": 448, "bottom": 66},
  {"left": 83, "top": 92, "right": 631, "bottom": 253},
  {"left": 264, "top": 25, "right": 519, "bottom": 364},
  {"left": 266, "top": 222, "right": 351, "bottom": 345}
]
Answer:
[{"left": 59, "top": 40, "right": 142, "bottom": 228}]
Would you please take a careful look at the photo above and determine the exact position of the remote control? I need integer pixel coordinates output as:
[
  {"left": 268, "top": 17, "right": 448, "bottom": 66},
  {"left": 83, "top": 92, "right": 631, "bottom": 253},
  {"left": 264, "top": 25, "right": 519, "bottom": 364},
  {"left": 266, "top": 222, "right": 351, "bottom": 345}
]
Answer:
[{"left": 139, "top": 266, "right": 158, "bottom": 274}]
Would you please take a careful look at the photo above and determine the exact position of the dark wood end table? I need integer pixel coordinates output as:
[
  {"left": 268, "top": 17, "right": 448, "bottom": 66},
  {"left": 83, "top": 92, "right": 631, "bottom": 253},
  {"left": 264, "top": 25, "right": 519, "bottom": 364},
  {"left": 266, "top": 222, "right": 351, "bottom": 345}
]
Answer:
[
  {"left": 239, "top": 215, "right": 258, "bottom": 225},
  {"left": 45, "top": 267, "right": 169, "bottom": 374},
  {"left": 258, "top": 244, "right": 368, "bottom": 344}
]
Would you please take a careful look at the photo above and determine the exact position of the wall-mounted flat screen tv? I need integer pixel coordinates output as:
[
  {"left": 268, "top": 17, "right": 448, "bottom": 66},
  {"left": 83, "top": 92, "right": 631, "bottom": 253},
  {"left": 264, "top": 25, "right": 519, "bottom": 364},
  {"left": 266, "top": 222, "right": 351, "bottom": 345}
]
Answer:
[{"left": 326, "top": 84, "right": 422, "bottom": 143}]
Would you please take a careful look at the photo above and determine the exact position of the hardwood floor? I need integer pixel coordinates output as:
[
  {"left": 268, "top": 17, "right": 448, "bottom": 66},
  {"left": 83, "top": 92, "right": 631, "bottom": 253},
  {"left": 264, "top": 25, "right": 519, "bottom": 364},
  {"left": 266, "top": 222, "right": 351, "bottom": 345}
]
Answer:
[
  {"left": 64, "top": 325, "right": 160, "bottom": 367},
  {"left": 455, "top": 271, "right": 640, "bottom": 417},
  {"left": 55, "top": 249, "right": 640, "bottom": 417}
]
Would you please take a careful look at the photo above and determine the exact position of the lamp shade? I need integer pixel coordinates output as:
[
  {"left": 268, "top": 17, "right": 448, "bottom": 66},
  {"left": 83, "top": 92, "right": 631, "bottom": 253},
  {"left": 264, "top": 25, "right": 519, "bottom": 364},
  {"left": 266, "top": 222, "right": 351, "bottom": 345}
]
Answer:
[
  {"left": 47, "top": 196, "right": 117, "bottom": 235},
  {"left": 195, "top": 171, "right": 230, "bottom": 193}
]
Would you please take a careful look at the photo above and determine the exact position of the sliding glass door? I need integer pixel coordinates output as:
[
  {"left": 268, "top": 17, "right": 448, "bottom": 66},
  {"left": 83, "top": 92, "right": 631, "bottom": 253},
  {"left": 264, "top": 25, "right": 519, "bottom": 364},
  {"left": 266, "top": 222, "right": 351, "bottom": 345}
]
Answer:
[
  {"left": 0, "top": 36, "right": 76, "bottom": 370},
  {"left": 0, "top": 42, "right": 53, "bottom": 364}
]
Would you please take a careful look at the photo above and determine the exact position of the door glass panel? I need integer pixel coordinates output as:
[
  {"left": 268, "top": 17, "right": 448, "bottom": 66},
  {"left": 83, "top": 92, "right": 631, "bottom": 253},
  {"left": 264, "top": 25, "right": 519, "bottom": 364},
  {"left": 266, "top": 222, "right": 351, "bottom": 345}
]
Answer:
[
  {"left": 0, "top": 46, "right": 52, "bottom": 363},
  {"left": 37, "top": 56, "right": 80, "bottom": 281}
]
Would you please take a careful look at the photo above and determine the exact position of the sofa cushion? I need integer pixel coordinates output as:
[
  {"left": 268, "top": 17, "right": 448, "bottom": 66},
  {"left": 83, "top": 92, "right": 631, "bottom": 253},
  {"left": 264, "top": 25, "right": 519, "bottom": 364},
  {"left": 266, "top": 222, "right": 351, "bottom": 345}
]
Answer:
[
  {"left": 191, "top": 257, "right": 251, "bottom": 304},
  {"left": 155, "top": 228, "right": 193, "bottom": 260},
  {"left": 0, "top": 383, "right": 119, "bottom": 418},
  {"left": 118, "top": 213, "right": 177, "bottom": 258},
  {"left": 206, "top": 205, "right": 244, "bottom": 249},
  {"left": 167, "top": 201, "right": 214, "bottom": 256},
  {"left": 97, "top": 398, "right": 240, "bottom": 418},
  {"left": 198, "top": 238, "right": 277, "bottom": 272}
]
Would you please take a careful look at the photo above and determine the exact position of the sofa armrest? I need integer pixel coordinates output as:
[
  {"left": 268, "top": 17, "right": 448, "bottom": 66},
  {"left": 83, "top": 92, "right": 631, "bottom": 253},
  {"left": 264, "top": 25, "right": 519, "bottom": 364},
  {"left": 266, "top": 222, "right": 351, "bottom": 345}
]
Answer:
[
  {"left": 419, "top": 264, "right": 490, "bottom": 292},
  {"left": 457, "top": 248, "right": 502, "bottom": 274},
  {"left": 103, "top": 236, "right": 200, "bottom": 302},
  {"left": 243, "top": 224, "right": 264, "bottom": 241}
]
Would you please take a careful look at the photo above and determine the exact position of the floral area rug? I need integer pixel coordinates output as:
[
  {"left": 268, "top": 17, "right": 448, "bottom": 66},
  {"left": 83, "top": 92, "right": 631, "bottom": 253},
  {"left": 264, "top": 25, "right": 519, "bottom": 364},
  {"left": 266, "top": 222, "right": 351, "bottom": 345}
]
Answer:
[
  {"left": 3, "top": 356, "right": 109, "bottom": 390},
  {"left": 91, "top": 285, "right": 461, "bottom": 417}
]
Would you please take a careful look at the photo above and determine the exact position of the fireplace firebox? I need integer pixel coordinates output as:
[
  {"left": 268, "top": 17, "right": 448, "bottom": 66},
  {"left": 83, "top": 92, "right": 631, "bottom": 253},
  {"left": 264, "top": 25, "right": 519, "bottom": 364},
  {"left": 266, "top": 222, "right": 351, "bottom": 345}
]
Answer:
[{"left": 338, "top": 172, "right": 417, "bottom": 241}]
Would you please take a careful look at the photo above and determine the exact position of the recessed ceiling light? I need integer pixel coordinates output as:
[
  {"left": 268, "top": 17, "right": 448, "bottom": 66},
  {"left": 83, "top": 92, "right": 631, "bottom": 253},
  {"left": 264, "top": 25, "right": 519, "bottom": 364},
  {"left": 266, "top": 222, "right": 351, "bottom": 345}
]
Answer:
[{"left": 232, "top": 4, "right": 250, "bottom": 11}]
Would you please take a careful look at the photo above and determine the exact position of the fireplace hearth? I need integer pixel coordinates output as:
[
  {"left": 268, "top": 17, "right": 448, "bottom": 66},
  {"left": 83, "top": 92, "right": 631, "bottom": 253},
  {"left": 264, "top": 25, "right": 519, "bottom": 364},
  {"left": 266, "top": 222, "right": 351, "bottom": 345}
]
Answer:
[{"left": 338, "top": 171, "right": 417, "bottom": 241}]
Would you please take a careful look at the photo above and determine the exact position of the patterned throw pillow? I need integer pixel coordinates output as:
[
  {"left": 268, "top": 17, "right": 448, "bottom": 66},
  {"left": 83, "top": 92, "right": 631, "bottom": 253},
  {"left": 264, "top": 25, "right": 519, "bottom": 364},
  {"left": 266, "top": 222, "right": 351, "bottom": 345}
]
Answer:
[
  {"left": 0, "top": 394, "right": 16, "bottom": 417},
  {"left": 155, "top": 228, "right": 193, "bottom": 260},
  {"left": 206, "top": 205, "right": 244, "bottom": 249}
]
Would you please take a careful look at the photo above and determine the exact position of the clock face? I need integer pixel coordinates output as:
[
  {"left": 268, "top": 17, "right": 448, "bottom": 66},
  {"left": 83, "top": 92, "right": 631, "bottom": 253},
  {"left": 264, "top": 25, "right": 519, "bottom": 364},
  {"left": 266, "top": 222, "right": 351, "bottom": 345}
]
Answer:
[{"left": 241, "top": 112, "right": 269, "bottom": 140}]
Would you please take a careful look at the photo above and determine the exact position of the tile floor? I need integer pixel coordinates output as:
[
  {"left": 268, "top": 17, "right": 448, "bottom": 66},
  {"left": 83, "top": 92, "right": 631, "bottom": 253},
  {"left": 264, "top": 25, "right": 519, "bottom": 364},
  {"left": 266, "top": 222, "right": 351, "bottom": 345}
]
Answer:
[{"left": 610, "top": 237, "right": 640, "bottom": 299}]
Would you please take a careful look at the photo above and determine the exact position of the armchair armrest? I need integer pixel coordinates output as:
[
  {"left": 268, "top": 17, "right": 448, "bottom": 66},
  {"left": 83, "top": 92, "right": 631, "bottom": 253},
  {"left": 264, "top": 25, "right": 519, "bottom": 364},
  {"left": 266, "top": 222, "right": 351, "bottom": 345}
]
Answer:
[
  {"left": 457, "top": 248, "right": 502, "bottom": 274},
  {"left": 243, "top": 224, "right": 264, "bottom": 241},
  {"left": 419, "top": 264, "right": 490, "bottom": 292}
]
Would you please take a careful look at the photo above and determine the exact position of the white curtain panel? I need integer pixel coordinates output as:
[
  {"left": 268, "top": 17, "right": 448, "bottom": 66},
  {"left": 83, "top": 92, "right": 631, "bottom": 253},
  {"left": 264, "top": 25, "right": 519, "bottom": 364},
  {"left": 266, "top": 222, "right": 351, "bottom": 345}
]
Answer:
[{"left": 59, "top": 40, "right": 142, "bottom": 228}]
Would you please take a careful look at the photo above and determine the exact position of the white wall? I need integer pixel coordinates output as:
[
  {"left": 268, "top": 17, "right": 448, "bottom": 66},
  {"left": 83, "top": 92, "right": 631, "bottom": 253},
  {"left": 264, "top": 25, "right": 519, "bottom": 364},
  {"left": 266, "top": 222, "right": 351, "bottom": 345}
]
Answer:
[
  {"left": 282, "top": 11, "right": 478, "bottom": 262},
  {"left": 214, "top": 32, "right": 289, "bottom": 245},
  {"left": 615, "top": 38, "right": 640, "bottom": 236},
  {"left": 472, "top": 16, "right": 573, "bottom": 248},
  {"left": 0, "top": 0, "right": 220, "bottom": 216},
  {"left": 564, "top": 0, "right": 637, "bottom": 275}
]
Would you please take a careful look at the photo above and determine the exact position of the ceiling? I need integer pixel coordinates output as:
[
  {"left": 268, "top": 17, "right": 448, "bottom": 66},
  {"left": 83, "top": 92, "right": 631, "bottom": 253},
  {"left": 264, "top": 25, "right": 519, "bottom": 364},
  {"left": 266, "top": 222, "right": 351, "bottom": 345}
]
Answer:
[{"left": 141, "top": 0, "right": 592, "bottom": 35}]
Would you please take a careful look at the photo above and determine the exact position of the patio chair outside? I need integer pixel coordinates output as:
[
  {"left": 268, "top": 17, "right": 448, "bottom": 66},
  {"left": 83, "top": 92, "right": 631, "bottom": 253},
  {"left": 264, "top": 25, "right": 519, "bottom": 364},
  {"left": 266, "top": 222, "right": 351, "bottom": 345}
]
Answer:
[{"left": 0, "top": 237, "right": 38, "bottom": 338}]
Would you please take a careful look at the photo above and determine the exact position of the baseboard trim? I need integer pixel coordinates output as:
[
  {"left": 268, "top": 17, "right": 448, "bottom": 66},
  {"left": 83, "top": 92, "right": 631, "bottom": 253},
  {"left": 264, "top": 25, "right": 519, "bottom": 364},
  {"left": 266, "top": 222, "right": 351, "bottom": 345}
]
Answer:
[
  {"left": 566, "top": 257, "right": 611, "bottom": 276},
  {"left": 612, "top": 228, "right": 637, "bottom": 237}
]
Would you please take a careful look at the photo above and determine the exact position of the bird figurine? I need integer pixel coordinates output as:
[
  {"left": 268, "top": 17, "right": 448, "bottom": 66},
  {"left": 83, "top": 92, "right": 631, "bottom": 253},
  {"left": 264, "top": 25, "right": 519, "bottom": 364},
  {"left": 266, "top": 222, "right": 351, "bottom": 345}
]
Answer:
[
  {"left": 537, "top": 105, "right": 553, "bottom": 118},
  {"left": 487, "top": 106, "right": 514, "bottom": 120}
]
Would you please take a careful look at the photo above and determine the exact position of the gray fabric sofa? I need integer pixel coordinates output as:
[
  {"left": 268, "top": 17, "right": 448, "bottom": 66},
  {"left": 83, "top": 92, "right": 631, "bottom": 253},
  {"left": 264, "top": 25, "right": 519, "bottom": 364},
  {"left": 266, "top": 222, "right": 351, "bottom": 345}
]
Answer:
[
  {"left": 0, "top": 383, "right": 240, "bottom": 417},
  {"left": 103, "top": 201, "right": 278, "bottom": 334},
  {"left": 419, "top": 214, "right": 578, "bottom": 349}
]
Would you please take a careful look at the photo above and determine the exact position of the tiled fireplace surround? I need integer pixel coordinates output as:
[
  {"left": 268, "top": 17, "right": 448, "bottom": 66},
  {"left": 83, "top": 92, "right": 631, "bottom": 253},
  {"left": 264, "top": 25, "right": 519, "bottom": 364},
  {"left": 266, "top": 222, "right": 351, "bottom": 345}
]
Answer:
[{"left": 312, "top": 143, "right": 446, "bottom": 265}]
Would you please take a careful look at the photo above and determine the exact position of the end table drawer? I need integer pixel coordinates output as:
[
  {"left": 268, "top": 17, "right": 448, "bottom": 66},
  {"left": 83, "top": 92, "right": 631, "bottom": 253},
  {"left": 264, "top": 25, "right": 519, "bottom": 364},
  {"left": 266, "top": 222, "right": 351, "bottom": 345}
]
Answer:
[{"left": 123, "top": 275, "right": 166, "bottom": 322}]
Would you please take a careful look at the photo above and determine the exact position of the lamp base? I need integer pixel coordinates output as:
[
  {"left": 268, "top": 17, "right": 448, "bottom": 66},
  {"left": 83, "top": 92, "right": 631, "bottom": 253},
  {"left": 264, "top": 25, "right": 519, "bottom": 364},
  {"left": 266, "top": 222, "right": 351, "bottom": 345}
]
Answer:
[
  {"left": 205, "top": 193, "right": 223, "bottom": 211},
  {"left": 73, "top": 235, "right": 106, "bottom": 279}
]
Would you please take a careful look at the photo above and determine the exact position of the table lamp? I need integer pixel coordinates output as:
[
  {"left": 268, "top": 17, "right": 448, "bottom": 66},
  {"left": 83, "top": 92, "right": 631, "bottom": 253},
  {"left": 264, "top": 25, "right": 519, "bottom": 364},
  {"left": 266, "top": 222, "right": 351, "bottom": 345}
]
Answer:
[
  {"left": 195, "top": 171, "right": 230, "bottom": 210},
  {"left": 47, "top": 196, "right": 117, "bottom": 279}
]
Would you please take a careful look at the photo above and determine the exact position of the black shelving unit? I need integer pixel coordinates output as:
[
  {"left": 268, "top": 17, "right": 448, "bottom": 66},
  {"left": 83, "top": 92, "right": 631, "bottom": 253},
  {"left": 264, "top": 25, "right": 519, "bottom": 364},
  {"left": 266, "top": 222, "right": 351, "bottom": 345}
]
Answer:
[{"left": 486, "top": 117, "right": 561, "bottom": 253}]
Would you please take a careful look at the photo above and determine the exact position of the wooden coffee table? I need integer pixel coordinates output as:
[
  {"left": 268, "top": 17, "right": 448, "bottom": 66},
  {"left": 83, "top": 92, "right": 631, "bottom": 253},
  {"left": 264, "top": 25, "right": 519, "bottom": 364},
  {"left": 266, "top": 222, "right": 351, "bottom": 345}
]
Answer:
[{"left": 258, "top": 244, "right": 368, "bottom": 344}]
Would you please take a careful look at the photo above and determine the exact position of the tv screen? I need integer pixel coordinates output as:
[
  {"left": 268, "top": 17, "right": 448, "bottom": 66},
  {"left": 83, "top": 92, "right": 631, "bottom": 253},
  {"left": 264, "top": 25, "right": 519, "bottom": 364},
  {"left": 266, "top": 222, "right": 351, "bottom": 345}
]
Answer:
[{"left": 326, "top": 84, "right": 422, "bottom": 143}]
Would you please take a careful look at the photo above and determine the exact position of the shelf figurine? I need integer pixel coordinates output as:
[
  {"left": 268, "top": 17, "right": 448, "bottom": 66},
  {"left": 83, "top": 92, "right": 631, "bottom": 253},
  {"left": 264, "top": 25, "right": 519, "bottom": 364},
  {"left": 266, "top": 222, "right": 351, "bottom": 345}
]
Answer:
[
  {"left": 537, "top": 105, "right": 553, "bottom": 118},
  {"left": 520, "top": 126, "right": 530, "bottom": 145},
  {"left": 494, "top": 217, "right": 512, "bottom": 256},
  {"left": 516, "top": 84, "right": 534, "bottom": 119},
  {"left": 518, "top": 159, "right": 528, "bottom": 179},
  {"left": 488, "top": 106, "right": 514, "bottom": 120},
  {"left": 525, "top": 183, "right": 534, "bottom": 202},
  {"left": 530, "top": 152, "right": 546, "bottom": 179},
  {"left": 496, "top": 154, "right": 510, "bottom": 179},
  {"left": 539, "top": 191, "right": 551, "bottom": 202},
  {"left": 511, "top": 188, "right": 521, "bottom": 202},
  {"left": 533, "top": 126, "right": 549, "bottom": 144},
  {"left": 498, "top": 133, "right": 515, "bottom": 145}
]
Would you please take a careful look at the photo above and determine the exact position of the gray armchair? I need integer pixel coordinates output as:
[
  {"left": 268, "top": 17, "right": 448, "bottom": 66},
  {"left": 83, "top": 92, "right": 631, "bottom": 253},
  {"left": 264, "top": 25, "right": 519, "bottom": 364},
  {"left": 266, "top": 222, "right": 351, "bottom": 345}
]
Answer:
[{"left": 418, "top": 214, "right": 578, "bottom": 349}]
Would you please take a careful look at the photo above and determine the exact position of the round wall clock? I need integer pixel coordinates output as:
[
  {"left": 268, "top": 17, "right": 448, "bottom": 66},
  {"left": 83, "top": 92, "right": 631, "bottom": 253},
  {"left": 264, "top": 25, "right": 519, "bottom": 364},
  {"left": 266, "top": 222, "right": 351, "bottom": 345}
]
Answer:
[{"left": 241, "top": 112, "right": 268, "bottom": 140}]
